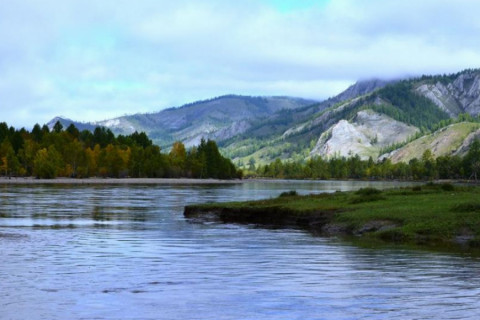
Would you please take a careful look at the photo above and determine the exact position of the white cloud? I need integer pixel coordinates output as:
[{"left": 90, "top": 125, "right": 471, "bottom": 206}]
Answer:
[{"left": 1, "top": 0, "right": 480, "bottom": 128}]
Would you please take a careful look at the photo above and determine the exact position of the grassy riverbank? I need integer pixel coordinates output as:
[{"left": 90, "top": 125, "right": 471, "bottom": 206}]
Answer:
[{"left": 184, "top": 183, "right": 480, "bottom": 248}]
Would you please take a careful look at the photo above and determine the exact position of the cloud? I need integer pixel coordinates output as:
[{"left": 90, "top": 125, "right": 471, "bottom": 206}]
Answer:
[{"left": 1, "top": 0, "right": 480, "bottom": 128}]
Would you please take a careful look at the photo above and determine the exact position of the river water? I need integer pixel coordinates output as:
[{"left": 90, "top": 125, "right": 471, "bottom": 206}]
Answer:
[{"left": 1, "top": 180, "right": 479, "bottom": 320}]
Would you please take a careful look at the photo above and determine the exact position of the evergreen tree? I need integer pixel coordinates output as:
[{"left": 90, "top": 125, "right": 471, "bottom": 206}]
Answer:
[
  {"left": 53, "top": 121, "right": 63, "bottom": 133},
  {"left": 464, "top": 139, "right": 480, "bottom": 180}
]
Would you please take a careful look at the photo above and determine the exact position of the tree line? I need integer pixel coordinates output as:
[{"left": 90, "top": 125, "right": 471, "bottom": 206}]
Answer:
[
  {"left": 255, "top": 141, "right": 480, "bottom": 181},
  {"left": 0, "top": 121, "right": 242, "bottom": 179}
]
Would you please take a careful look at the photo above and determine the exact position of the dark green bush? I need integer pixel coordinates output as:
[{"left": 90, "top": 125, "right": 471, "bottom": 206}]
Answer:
[
  {"left": 350, "top": 194, "right": 386, "bottom": 204},
  {"left": 279, "top": 190, "right": 298, "bottom": 198},
  {"left": 440, "top": 183, "right": 455, "bottom": 191},
  {"left": 355, "top": 188, "right": 382, "bottom": 196}
]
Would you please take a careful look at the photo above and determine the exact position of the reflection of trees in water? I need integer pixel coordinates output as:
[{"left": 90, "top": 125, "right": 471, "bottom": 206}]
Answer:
[{"left": 91, "top": 206, "right": 148, "bottom": 222}]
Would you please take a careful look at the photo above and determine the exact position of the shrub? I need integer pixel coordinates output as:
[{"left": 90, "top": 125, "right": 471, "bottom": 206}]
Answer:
[
  {"left": 350, "top": 194, "right": 386, "bottom": 204},
  {"left": 440, "top": 183, "right": 455, "bottom": 191},
  {"left": 279, "top": 190, "right": 298, "bottom": 198},
  {"left": 355, "top": 187, "right": 382, "bottom": 196}
]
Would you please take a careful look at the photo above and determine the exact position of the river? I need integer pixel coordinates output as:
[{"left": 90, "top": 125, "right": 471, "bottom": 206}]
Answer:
[{"left": 1, "top": 180, "right": 479, "bottom": 319}]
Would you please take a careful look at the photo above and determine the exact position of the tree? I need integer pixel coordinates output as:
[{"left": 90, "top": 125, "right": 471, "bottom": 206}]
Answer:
[
  {"left": 17, "top": 139, "right": 39, "bottom": 176},
  {"left": 82, "top": 147, "right": 98, "bottom": 177},
  {"left": 93, "top": 127, "right": 115, "bottom": 148},
  {"left": 53, "top": 121, "right": 63, "bottom": 133},
  {"left": 0, "top": 122, "right": 9, "bottom": 143},
  {"left": 143, "top": 145, "right": 166, "bottom": 177},
  {"left": 169, "top": 141, "right": 187, "bottom": 176},
  {"left": 33, "top": 146, "right": 62, "bottom": 179},
  {"left": 0, "top": 120, "right": 243, "bottom": 180},
  {"left": 464, "top": 139, "right": 480, "bottom": 180},
  {"left": 99, "top": 144, "right": 126, "bottom": 177},
  {"left": 128, "top": 145, "right": 145, "bottom": 177},
  {"left": 422, "top": 149, "right": 437, "bottom": 180},
  {"left": 9, "top": 129, "right": 25, "bottom": 153},
  {"left": 63, "top": 139, "right": 85, "bottom": 177},
  {"left": 0, "top": 140, "right": 20, "bottom": 177},
  {"left": 31, "top": 124, "right": 43, "bottom": 142},
  {"left": 409, "top": 158, "right": 424, "bottom": 180},
  {"left": 248, "top": 157, "right": 256, "bottom": 171},
  {"left": 131, "top": 131, "right": 152, "bottom": 148},
  {"left": 66, "top": 124, "right": 80, "bottom": 139}
]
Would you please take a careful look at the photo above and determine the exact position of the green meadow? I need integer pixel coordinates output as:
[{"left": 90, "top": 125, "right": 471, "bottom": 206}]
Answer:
[{"left": 185, "top": 183, "right": 480, "bottom": 248}]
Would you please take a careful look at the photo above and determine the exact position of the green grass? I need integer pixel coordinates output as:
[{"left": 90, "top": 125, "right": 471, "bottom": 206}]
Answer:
[
  {"left": 185, "top": 184, "right": 480, "bottom": 248},
  {"left": 338, "top": 186, "right": 480, "bottom": 241}
]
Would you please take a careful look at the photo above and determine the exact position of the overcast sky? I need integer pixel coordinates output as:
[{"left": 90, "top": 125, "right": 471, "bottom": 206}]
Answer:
[{"left": 1, "top": 0, "right": 480, "bottom": 128}]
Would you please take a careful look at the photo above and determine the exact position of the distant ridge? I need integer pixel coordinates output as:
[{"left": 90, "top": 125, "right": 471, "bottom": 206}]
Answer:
[{"left": 47, "top": 95, "right": 317, "bottom": 148}]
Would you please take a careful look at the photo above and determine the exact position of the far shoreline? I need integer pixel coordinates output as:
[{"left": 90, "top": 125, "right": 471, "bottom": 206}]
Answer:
[
  {"left": 0, "top": 176, "right": 476, "bottom": 186},
  {"left": 0, "top": 177, "right": 245, "bottom": 185}
]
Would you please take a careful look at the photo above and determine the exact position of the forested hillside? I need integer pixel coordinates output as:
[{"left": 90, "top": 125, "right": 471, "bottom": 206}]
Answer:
[
  {"left": 44, "top": 69, "right": 480, "bottom": 172},
  {"left": 0, "top": 121, "right": 241, "bottom": 179},
  {"left": 225, "top": 69, "right": 480, "bottom": 167}
]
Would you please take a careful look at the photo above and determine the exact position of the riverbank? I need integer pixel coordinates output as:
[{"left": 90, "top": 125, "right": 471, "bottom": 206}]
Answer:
[
  {"left": 0, "top": 176, "right": 476, "bottom": 186},
  {"left": 0, "top": 177, "right": 244, "bottom": 185},
  {"left": 185, "top": 183, "right": 480, "bottom": 249}
]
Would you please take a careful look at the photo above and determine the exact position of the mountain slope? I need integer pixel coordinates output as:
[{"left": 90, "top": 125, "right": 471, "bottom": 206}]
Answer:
[
  {"left": 48, "top": 95, "right": 316, "bottom": 148},
  {"left": 223, "top": 79, "right": 396, "bottom": 144},
  {"left": 221, "top": 79, "right": 397, "bottom": 163},
  {"left": 382, "top": 122, "right": 480, "bottom": 163},
  {"left": 224, "top": 69, "right": 480, "bottom": 167},
  {"left": 416, "top": 69, "right": 480, "bottom": 117}
]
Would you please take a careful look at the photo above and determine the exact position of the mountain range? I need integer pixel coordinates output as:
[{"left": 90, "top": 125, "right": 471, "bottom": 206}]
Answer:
[
  {"left": 48, "top": 69, "right": 480, "bottom": 169},
  {"left": 48, "top": 95, "right": 316, "bottom": 148}
]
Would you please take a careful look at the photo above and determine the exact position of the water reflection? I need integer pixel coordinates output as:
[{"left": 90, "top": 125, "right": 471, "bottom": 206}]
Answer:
[
  {"left": 1, "top": 180, "right": 479, "bottom": 320},
  {"left": 91, "top": 206, "right": 149, "bottom": 222}
]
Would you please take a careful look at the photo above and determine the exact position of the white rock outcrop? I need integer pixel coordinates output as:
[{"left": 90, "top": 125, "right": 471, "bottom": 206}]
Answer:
[{"left": 310, "top": 110, "right": 419, "bottom": 160}]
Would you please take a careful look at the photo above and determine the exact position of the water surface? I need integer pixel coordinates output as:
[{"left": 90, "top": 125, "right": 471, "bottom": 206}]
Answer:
[{"left": 1, "top": 180, "right": 479, "bottom": 319}]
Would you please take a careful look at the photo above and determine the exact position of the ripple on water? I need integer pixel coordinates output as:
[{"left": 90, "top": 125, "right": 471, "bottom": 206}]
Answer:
[{"left": 1, "top": 181, "right": 480, "bottom": 320}]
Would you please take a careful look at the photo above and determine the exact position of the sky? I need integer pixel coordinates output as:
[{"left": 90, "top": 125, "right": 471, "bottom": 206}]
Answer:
[{"left": 1, "top": 0, "right": 480, "bottom": 128}]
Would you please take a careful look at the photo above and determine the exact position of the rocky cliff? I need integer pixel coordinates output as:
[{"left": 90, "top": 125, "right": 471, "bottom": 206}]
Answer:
[
  {"left": 310, "top": 110, "right": 418, "bottom": 160},
  {"left": 416, "top": 70, "right": 480, "bottom": 117}
]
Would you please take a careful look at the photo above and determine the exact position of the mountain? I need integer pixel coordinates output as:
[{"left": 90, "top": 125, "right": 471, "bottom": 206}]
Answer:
[
  {"left": 48, "top": 69, "right": 480, "bottom": 168},
  {"left": 225, "top": 78, "right": 397, "bottom": 141},
  {"left": 48, "top": 95, "right": 316, "bottom": 148},
  {"left": 219, "top": 79, "right": 397, "bottom": 163},
  {"left": 222, "top": 69, "right": 480, "bottom": 166}
]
